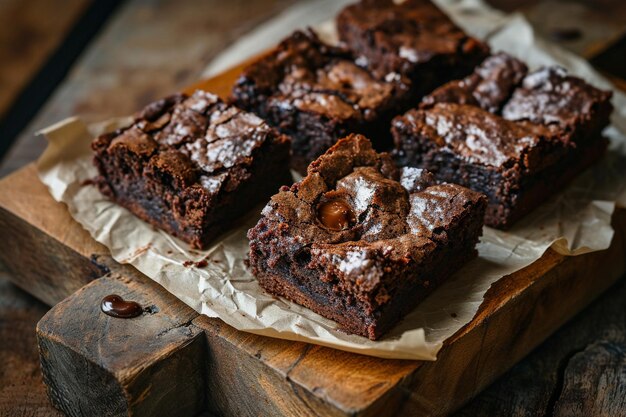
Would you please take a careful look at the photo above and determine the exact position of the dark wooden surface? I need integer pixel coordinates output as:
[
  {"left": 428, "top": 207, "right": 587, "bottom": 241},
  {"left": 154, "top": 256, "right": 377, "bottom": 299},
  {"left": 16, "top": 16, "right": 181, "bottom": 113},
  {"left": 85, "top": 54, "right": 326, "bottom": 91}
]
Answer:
[
  {"left": 0, "top": 0, "right": 625, "bottom": 416},
  {"left": 0, "top": 275, "right": 63, "bottom": 417},
  {"left": 0, "top": 0, "right": 90, "bottom": 120},
  {"left": 37, "top": 273, "right": 206, "bottom": 417},
  {"left": 455, "top": 275, "right": 626, "bottom": 417}
]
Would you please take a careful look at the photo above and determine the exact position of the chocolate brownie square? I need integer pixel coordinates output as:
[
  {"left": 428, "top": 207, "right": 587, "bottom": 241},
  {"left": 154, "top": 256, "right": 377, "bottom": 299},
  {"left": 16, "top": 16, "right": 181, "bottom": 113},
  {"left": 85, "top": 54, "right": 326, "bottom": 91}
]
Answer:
[
  {"left": 247, "top": 134, "right": 486, "bottom": 340},
  {"left": 502, "top": 66, "right": 614, "bottom": 143},
  {"left": 336, "top": 0, "right": 489, "bottom": 91},
  {"left": 393, "top": 56, "right": 613, "bottom": 228},
  {"left": 231, "top": 30, "right": 413, "bottom": 174},
  {"left": 420, "top": 52, "right": 528, "bottom": 113},
  {"left": 92, "top": 90, "right": 291, "bottom": 249}
]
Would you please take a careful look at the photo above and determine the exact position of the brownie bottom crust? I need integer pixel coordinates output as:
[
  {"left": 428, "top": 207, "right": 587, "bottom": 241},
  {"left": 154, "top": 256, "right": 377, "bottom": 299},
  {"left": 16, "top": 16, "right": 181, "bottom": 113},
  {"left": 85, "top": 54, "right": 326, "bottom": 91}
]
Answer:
[{"left": 250, "top": 198, "right": 485, "bottom": 340}]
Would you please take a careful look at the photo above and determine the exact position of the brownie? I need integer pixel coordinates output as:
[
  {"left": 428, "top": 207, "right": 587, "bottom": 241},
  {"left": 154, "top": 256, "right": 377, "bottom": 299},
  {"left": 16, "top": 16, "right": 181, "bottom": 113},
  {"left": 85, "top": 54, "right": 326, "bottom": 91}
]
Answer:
[
  {"left": 393, "top": 58, "right": 613, "bottom": 228},
  {"left": 420, "top": 52, "right": 528, "bottom": 113},
  {"left": 247, "top": 134, "right": 486, "bottom": 340},
  {"left": 336, "top": 0, "right": 489, "bottom": 91},
  {"left": 502, "top": 66, "right": 614, "bottom": 143},
  {"left": 231, "top": 30, "right": 413, "bottom": 174},
  {"left": 92, "top": 90, "right": 291, "bottom": 249}
]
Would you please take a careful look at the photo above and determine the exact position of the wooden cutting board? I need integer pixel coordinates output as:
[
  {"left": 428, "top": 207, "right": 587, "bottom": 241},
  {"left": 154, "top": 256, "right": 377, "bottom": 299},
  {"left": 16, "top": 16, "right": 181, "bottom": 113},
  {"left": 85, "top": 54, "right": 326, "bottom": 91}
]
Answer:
[{"left": 1, "top": 61, "right": 625, "bottom": 417}]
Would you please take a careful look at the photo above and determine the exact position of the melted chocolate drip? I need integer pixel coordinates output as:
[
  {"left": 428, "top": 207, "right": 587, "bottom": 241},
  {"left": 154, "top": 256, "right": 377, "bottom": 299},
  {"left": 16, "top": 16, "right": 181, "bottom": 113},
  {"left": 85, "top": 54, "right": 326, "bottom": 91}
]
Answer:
[{"left": 101, "top": 294, "right": 143, "bottom": 319}]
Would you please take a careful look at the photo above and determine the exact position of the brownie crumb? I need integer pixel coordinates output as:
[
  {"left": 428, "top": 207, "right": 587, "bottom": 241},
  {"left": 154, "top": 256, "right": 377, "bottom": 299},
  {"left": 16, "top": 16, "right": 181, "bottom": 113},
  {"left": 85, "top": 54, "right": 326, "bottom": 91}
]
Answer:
[{"left": 194, "top": 260, "right": 208, "bottom": 268}]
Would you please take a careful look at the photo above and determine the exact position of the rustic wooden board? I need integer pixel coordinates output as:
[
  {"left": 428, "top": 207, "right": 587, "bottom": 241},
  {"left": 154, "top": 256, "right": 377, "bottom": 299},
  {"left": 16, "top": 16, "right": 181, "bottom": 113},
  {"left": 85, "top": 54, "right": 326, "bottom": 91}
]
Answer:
[
  {"left": 455, "top": 274, "right": 626, "bottom": 417},
  {"left": 0, "top": 59, "right": 625, "bottom": 414}
]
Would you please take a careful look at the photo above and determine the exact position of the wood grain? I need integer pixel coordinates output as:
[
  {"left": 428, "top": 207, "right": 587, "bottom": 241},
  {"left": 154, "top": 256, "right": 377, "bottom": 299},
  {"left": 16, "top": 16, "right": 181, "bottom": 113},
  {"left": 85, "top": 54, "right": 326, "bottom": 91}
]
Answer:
[
  {"left": 2, "top": 47, "right": 626, "bottom": 417},
  {"left": 1, "top": 0, "right": 626, "bottom": 415},
  {"left": 37, "top": 272, "right": 206, "bottom": 417},
  {"left": 0, "top": 165, "right": 108, "bottom": 305},
  {"left": 553, "top": 341, "right": 626, "bottom": 417},
  {"left": 2, "top": 41, "right": 626, "bottom": 411},
  {"left": 0, "top": 0, "right": 89, "bottom": 120},
  {"left": 455, "top": 275, "right": 626, "bottom": 417}
]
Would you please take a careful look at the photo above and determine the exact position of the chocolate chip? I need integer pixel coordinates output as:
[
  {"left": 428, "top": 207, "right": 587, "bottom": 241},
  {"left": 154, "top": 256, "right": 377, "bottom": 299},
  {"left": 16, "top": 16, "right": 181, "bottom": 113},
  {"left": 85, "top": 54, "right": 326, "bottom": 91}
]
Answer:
[{"left": 318, "top": 200, "right": 356, "bottom": 231}]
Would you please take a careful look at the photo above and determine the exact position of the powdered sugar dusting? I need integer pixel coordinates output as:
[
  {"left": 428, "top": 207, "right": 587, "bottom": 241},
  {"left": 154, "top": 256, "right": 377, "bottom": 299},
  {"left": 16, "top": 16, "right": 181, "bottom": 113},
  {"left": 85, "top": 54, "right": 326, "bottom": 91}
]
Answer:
[
  {"left": 400, "top": 167, "right": 433, "bottom": 192},
  {"left": 199, "top": 173, "right": 228, "bottom": 194},
  {"left": 328, "top": 249, "right": 383, "bottom": 283}
]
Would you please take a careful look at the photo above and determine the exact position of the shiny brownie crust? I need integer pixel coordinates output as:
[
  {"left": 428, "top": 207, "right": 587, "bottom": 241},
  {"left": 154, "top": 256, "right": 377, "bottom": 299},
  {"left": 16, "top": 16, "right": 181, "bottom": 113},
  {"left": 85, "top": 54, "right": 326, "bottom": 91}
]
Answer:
[
  {"left": 247, "top": 134, "right": 486, "bottom": 340},
  {"left": 92, "top": 90, "right": 291, "bottom": 249},
  {"left": 231, "top": 30, "right": 413, "bottom": 174},
  {"left": 336, "top": 0, "right": 489, "bottom": 91},
  {"left": 392, "top": 55, "right": 613, "bottom": 228}
]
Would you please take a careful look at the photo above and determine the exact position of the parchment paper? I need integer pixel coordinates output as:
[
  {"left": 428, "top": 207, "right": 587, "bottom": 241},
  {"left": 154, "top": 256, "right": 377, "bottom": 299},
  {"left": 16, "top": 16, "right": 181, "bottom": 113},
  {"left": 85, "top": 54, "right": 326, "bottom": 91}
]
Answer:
[{"left": 36, "top": 1, "right": 626, "bottom": 360}]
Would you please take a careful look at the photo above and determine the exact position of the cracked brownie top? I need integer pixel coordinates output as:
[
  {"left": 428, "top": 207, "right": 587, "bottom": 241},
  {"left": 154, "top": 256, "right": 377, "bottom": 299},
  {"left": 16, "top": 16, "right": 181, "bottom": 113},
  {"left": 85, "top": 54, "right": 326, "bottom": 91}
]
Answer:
[
  {"left": 419, "top": 54, "right": 613, "bottom": 136},
  {"left": 396, "top": 53, "right": 614, "bottom": 172},
  {"left": 420, "top": 52, "right": 528, "bottom": 114},
  {"left": 502, "top": 66, "right": 613, "bottom": 131},
  {"left": 336, "top": 0, "right": 490, "bottom": 80},
  {"left": 394, "top": 103, "right": 565, "bottom": 171},
  {"left": 93, "top": 90, "right": 290, "bottom": 199},
  {"left": 251, "top": 134, "right": 485, "bottom": 280},
  {"left": 232, "top": 30, "right": 411, "bottom": 124}
]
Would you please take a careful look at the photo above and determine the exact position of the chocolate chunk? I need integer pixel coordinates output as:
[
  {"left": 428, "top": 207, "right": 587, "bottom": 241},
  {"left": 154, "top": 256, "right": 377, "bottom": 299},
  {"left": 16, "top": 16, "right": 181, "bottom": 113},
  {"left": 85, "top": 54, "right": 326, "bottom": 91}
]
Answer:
[{"left": 318, "top": 199, "right": 356, "bottom": 231}]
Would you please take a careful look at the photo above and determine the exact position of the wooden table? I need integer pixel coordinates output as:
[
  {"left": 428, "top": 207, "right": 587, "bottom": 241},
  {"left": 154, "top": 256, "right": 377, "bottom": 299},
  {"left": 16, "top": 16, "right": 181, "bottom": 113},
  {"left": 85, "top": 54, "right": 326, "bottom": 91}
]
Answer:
[{"left": 0, "top": 0, "right": 625, "bottom": 416}]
